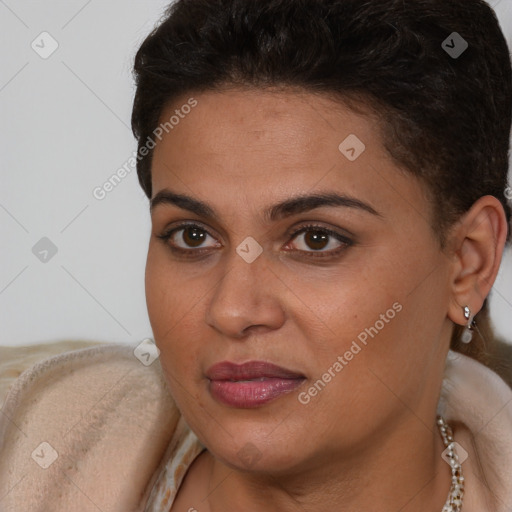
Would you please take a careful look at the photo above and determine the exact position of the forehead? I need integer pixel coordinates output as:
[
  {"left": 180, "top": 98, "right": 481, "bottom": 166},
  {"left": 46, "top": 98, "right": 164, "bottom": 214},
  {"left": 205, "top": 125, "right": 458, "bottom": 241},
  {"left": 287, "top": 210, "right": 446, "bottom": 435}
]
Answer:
[
  {"left": 154, "top": 89, "right": 377, "bottom": 162},
  {"left": 150, "top": 88, "right": 428, "bottom": 226}
]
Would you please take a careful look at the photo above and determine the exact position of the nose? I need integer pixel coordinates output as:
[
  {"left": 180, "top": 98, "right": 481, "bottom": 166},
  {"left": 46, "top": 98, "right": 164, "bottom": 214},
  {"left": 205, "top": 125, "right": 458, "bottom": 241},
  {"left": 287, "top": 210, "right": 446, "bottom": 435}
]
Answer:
[{"left": 204, "top": 246, "right": 286, "bottom": 338}]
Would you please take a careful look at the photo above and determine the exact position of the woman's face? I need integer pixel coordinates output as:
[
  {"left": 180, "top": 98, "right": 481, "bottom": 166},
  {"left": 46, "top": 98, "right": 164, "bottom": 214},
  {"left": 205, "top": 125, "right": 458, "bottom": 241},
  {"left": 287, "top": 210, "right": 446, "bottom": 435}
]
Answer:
[{"left": 146, "top": 89, "right": 454, "bottom": 473}]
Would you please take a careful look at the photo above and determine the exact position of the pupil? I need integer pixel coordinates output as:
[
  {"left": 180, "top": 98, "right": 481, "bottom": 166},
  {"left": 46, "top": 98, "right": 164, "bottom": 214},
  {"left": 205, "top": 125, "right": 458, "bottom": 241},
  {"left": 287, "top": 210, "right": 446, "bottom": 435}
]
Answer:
[
  {"left": 183, "top": 227, "right": 205, "bottom": 247},
  {"left": 306, "top": 231, "right": 328, "bottom": 250}
]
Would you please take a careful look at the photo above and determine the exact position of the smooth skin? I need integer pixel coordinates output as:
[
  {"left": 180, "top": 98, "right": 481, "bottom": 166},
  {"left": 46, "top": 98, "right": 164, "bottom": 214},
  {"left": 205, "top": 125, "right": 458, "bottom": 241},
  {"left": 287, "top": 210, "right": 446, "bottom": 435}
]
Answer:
[{"left": 145, "top": 88, "right": 508, "bottom": 512}]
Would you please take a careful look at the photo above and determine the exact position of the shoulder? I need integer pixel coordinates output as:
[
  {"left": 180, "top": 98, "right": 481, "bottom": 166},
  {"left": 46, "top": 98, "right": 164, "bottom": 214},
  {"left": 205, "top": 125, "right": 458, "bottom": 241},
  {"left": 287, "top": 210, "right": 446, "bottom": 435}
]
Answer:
[
  {"left": 439, "top": 350, "right": 512, "bottom": 510},
  {"left": 0, "top": 342, "right": 182, "bottom": 512},
  {"left": 0, "top": 340, "right": 107, "bottom": 408}
]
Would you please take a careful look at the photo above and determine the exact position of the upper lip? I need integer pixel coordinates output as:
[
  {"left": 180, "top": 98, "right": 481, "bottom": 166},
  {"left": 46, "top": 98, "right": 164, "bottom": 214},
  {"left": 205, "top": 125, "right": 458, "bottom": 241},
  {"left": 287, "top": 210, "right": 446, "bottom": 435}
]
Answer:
[{"left": 206, "top": 361, "right": 305, "bottom": 381}]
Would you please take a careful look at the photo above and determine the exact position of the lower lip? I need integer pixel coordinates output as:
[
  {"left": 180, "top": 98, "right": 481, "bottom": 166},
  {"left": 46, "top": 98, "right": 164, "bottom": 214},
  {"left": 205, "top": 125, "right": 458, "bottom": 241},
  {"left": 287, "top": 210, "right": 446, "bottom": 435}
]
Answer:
[{"left": 209, "top": 377, "right": 305, "bottom": 408}]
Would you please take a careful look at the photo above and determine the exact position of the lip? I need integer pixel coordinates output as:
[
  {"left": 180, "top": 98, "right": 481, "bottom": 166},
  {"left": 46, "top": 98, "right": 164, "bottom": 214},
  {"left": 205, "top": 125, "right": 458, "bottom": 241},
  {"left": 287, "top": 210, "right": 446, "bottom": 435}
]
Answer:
[{"left": 206, "top": 361, "right": 306, "bottom": 408}]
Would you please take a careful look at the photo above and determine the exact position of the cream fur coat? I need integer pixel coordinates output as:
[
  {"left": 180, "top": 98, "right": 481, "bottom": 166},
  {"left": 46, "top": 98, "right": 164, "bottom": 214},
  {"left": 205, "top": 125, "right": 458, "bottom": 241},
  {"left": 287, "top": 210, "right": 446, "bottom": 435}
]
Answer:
[{"left": 0, "top": 342, "right": 512, "bottom": 511}]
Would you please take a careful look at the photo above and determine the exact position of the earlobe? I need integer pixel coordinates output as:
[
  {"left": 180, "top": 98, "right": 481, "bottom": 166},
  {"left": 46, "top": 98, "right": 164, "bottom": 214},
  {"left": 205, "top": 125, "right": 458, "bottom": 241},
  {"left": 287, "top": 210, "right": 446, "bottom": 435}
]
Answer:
[{"left": 447, "top": 195, "right": 508, "bottom": 327}]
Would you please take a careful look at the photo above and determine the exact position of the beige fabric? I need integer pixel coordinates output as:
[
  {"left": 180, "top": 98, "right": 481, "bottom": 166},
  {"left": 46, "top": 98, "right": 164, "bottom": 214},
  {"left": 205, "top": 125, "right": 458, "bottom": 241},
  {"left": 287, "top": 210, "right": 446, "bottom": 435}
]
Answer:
[
  {"left": 144, "top": 419, "right": 205, "bottom": 511},
  {"left": 437, "top": 350, "right": 512, "bottom": 511},
  {"left": 0, "top": 341, "right": 105, "bottom": 409},
  {"left": 1, "top": 344, "right": 512, "bottom": 511},
  {"left": 0, "top": 343, "right": 181, "bottom": 512}
]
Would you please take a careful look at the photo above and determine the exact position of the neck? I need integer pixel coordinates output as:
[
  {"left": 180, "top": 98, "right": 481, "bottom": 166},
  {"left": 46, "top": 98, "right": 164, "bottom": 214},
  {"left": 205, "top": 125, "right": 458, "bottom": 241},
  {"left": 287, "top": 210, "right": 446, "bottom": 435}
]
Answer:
[{"left": 201, "top": 415, "right": 452, "bottom": 512}]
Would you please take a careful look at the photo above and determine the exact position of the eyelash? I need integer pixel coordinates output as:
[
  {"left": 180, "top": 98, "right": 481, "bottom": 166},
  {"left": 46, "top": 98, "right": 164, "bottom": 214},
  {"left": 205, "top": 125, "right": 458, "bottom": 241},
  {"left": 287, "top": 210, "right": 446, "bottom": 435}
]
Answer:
[{"left": 156, "top": 222, "right": 353, "bottom": 260}]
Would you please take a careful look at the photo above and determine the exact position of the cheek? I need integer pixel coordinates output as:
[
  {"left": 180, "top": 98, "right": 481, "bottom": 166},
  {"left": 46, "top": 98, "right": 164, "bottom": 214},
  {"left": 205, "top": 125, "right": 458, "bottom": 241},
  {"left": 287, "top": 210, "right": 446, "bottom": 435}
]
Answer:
[
  {"left": 295, "top": 250, "right": 431, "bottom": 374},
  {"left": 145, "top": 249, "right": 204, "bottom": 371},
  {"left": 293, "top": 261, "right": 399, "bottom": 344},
  {"left": 145, "top": 246, "right": 199, "bottom": 332}
]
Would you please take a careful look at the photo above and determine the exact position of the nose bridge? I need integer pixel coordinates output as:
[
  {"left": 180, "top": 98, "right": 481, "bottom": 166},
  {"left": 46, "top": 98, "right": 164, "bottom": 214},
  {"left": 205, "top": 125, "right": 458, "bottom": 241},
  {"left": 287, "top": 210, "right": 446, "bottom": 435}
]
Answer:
[{"left": 205, "top": 244, "right": 285, "bottom": 336}]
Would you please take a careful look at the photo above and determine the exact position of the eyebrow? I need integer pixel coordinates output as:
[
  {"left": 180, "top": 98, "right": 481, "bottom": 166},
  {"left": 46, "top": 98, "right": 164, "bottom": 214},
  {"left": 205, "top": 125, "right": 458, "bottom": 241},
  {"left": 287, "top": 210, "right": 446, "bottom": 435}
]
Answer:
[{"left": 150, "top": 188, "right": 382, "bottom": 221}]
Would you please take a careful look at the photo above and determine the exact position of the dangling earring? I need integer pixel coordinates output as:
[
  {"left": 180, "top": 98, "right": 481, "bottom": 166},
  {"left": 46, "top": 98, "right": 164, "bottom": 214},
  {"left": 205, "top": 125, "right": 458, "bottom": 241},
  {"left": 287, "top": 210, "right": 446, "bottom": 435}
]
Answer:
[{"left": 461, "top": 306, "right": 474, "bottom": 344}]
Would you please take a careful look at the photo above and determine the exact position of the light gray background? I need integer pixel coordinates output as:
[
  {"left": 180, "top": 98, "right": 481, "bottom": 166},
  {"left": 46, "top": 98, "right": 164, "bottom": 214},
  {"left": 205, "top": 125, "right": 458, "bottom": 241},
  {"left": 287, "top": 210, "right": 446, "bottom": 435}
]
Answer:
[{"left": 1, "top": 0, "right": 511, "bottom": 347}]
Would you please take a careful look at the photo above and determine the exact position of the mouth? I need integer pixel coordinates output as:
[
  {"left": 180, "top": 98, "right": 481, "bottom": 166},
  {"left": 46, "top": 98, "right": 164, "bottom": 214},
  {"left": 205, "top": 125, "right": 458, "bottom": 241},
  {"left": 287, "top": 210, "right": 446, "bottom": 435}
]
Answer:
[{"left": 206, "top": 361, "right": 306, "bottom": 408}]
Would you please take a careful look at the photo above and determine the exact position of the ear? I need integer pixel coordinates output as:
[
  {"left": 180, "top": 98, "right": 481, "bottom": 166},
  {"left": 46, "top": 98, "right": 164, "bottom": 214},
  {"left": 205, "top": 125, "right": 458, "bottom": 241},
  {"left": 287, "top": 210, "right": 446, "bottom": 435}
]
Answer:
[{"left": 447, "top": 195, "right": 509, "bottom": 326}]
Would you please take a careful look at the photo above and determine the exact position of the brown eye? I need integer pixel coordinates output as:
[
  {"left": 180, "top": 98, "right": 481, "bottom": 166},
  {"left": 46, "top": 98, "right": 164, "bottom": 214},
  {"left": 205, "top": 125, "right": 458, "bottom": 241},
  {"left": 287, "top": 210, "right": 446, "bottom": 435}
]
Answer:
[
  {"left": 181, "top": 226, "right": 207, "bottom": 248},
  {"left": 303, "top": 230, "right": 329, "bottom": 251},
  {"left": 286, "top": 224, "right": 352, "bottom": 257},
  {"left": 156, "top": 223, "right": 220, "bottom": 253}
]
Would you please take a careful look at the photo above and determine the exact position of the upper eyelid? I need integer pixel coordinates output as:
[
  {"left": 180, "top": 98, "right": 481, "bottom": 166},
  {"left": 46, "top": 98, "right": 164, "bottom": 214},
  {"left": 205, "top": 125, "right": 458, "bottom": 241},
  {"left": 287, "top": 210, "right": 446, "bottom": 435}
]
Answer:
[
  {"left": 166, "top": 221, "right": 220, "bottom": 241},
  {"left": 288, "top": 224, "right": 352, "bottom": 240}
]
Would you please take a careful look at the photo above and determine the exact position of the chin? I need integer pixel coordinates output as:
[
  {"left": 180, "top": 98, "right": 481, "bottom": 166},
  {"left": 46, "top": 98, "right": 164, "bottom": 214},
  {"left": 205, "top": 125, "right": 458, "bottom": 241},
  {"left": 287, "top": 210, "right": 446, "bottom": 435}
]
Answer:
[
  {"left": 213, "top": 439, "right": 306, "bottom": 475},
  {"left": 195, "top": 416, "right": 310, "bottom": 473}
]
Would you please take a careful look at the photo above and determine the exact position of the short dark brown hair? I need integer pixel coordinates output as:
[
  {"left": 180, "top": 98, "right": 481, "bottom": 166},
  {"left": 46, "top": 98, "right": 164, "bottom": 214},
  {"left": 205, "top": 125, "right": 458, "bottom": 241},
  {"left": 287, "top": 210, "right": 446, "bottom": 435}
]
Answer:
[{"left": 131, "top": 0, "right": 512, "bottom": 367}]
